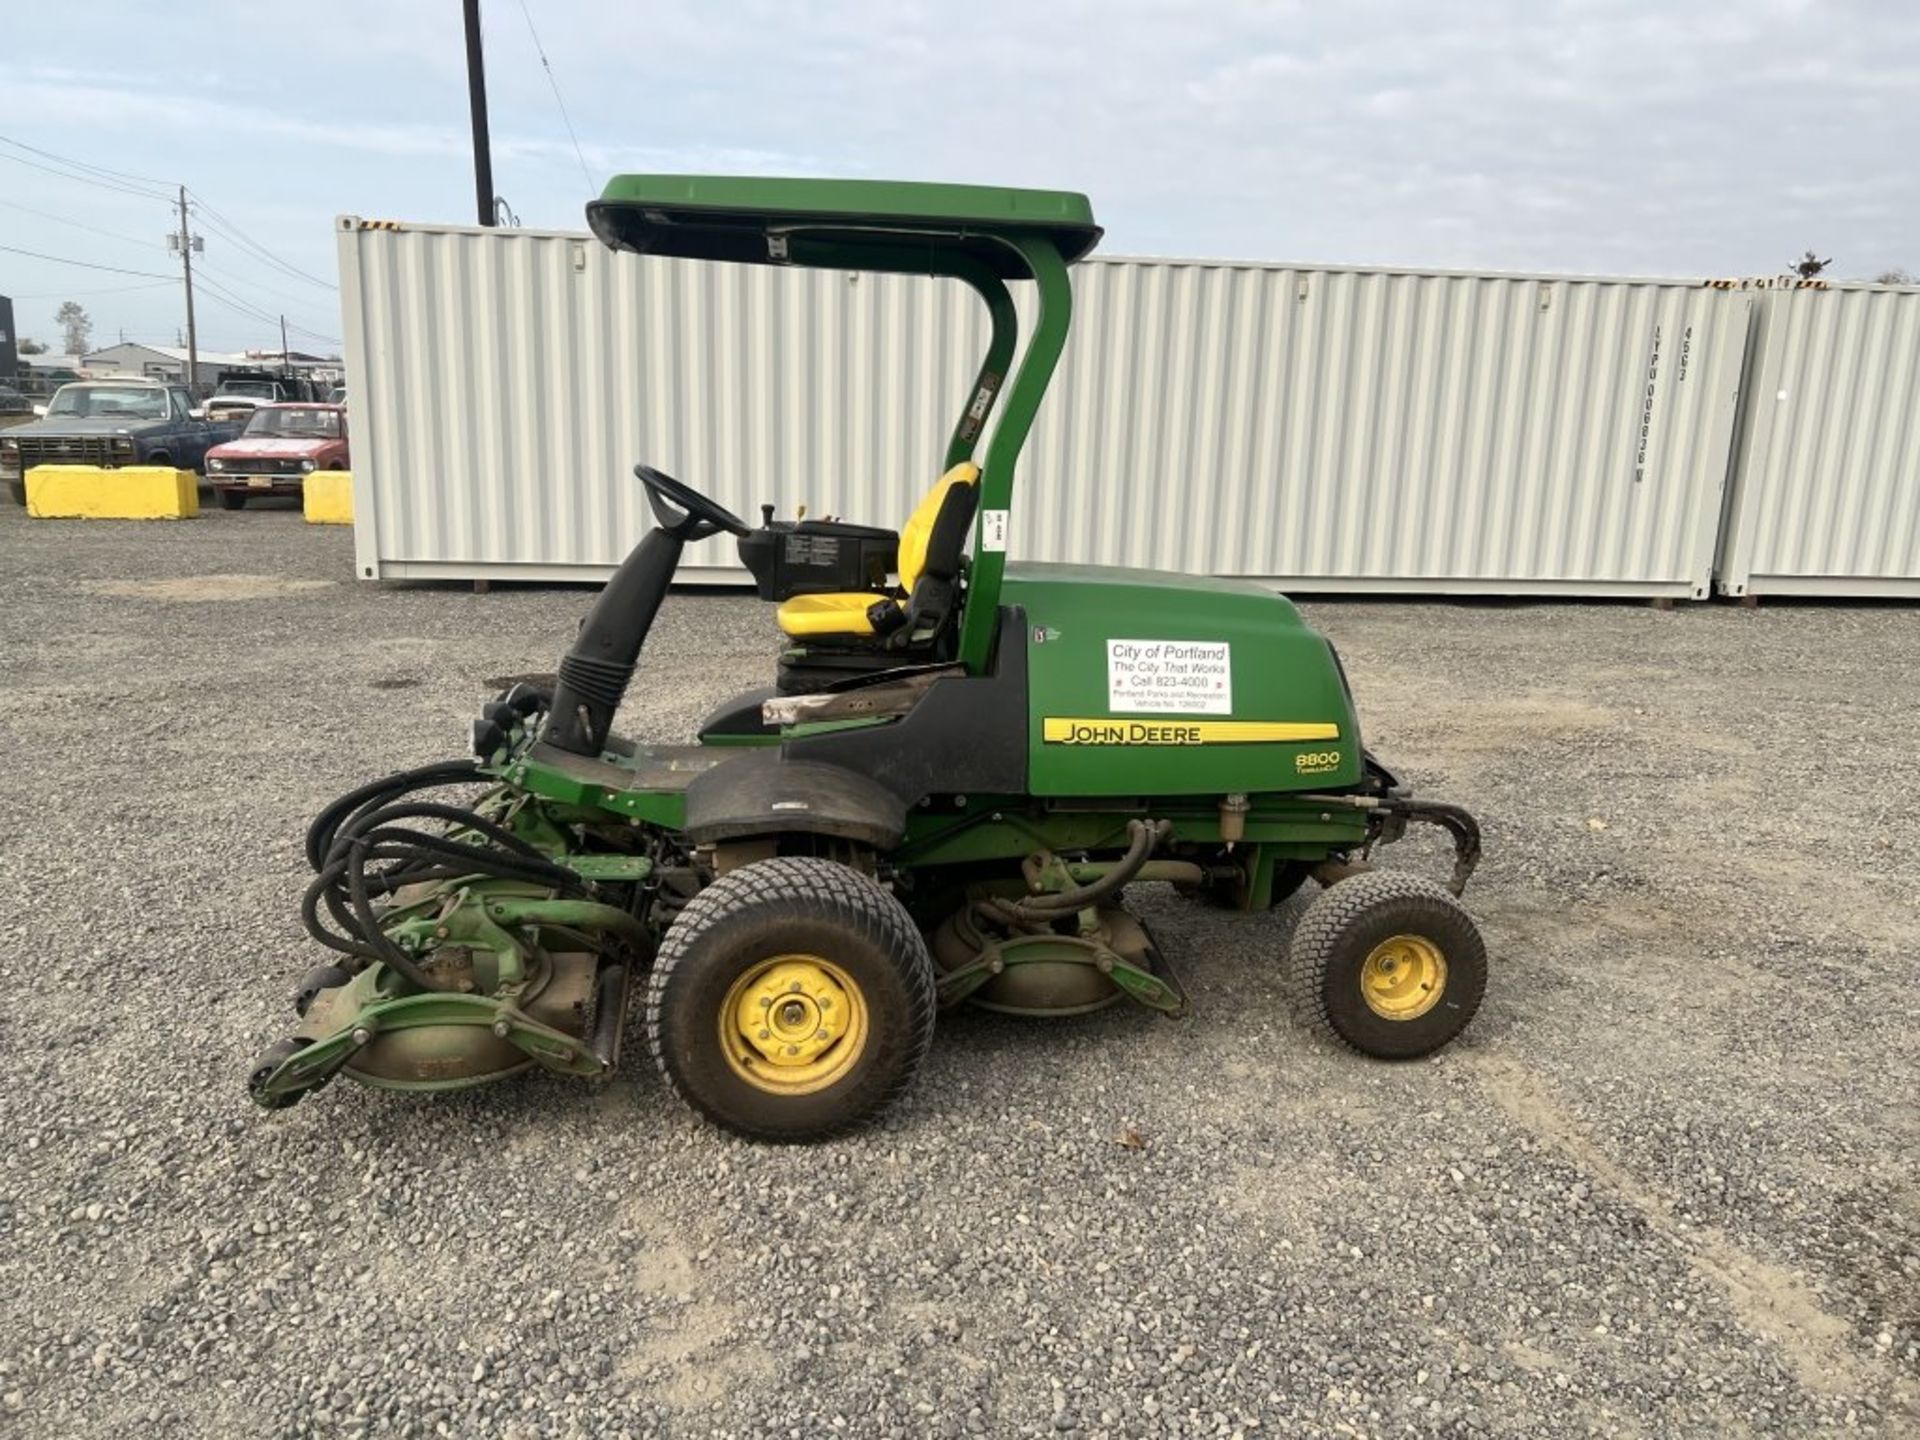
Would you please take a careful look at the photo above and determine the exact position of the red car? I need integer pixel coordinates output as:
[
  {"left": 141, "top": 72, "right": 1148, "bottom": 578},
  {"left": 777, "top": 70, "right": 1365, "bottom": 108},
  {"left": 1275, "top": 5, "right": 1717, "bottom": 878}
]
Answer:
[{"left": 204, "top": 403, "right": 349, "bottom": 510}]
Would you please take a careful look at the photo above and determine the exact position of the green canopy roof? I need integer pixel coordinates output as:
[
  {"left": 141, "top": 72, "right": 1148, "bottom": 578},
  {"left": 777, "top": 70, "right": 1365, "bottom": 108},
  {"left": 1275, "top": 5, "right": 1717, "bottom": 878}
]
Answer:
[{"left": 586, "top": 175, "right": 1101, "bottom": 278}]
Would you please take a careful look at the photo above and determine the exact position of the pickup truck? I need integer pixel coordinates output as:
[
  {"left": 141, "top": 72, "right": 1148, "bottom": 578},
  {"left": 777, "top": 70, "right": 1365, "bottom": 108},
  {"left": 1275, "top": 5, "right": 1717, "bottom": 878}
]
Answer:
[
  {"left": 204, "top": 376, "right": 313, "bottom": 425},
  {"left": 0, "top": 379, "right": 243, "bottom": 505}
]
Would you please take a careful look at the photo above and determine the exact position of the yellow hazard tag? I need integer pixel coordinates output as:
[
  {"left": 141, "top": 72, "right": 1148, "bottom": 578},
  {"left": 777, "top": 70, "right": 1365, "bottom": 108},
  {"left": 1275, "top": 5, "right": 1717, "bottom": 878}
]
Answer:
[{"left": 1042, "top": 718, "right": 1339, "bottom": 746}]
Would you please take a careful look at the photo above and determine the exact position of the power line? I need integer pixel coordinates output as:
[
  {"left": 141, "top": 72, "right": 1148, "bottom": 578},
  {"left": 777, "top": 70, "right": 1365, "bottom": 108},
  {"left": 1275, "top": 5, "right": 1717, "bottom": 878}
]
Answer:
[
  {"left": 0, "top": 133, "right": 173, "bottom": 192},
  {"left": 274, "top": 309, "right": 343, "bottom": 345},
  {"left": 193, "top": 285, "right": 320, "bottom": 342},
  {"left": 1, "top": 133, "right": 336, "bottom": 299},
  {"left": 513, "top": 0, "right": 595, "bottom": 192},
  {"left": 0, "top": 147, "right": 173, "bottom": 201},
  {"left": 8, "top": 280, "right": 175, "bottom": 301},
  {"left": 0, "top": 135, "right": 340, "bottom": 359},
  {"left": 193, "top": 273, "right": 286, "bottom": 326},
  {"left": 194, "top": 259, "right": 342, "bottom": 320},
  {"left": 194, "top": 271, "right": 292, "bottom": 327},
  {"left": 0, "top": 197, "right": 161, "bottom": 250},
  {"left": 187, "top": 192, "right": 338, "bottom": 291},
  {"left": 0, "top": 242, "right": 172, "bottom": 279},
  {"left": 193, "top": 274, "right": 342, "bottom": 347}
]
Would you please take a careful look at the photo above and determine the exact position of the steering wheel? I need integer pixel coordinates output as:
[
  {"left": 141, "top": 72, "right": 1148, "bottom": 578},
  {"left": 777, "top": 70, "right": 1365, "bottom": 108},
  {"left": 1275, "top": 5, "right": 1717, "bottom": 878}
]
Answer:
[{"left": 634, "top": 464, "right": 750, "bottom": 540}]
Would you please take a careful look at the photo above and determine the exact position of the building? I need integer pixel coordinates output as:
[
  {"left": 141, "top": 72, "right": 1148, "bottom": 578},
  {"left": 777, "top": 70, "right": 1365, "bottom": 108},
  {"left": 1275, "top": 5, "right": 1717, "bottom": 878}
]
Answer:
[
  {"left": 18, "top": 353, "right": 91, "bottom": 399},
  {"left": 80, "top": 342, "right": 246, "bottom": 391},
  {"left": 0, "top": 296, "right": 18, "bottom": 388},
  {"left": 80, "top": 342, "right": 345, "bottom": 394}
]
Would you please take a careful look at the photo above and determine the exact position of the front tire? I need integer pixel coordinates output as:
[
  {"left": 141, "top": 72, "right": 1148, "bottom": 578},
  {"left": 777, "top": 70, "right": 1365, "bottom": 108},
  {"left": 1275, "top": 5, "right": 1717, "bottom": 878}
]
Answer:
[
  {"left": 1284, "top": 870, "right": 1486, "bottom": 1059},
  {"left": 645, "top": 857, "right": 937, "bottom": 1141}
]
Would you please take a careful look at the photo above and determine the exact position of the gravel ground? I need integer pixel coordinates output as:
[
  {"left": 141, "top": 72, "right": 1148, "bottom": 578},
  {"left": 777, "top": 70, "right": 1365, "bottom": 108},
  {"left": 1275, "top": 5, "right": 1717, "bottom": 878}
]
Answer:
[{"left": 0, "top": 503, "right": 1915, "bottom": 1439}]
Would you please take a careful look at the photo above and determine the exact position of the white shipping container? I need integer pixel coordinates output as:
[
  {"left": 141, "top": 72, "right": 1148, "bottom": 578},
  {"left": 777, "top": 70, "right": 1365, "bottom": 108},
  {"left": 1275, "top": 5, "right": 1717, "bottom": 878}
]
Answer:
[
  {"left": 1716, "top": 281, "right": 1920, "bottom": 598},
  {"left": 336, "top": 218, "right": 1754, "bottom": 598}
]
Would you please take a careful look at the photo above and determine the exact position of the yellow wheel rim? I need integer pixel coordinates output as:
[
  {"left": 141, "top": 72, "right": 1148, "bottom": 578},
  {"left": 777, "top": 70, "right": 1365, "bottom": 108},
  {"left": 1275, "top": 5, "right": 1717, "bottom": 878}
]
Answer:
[
  {"left": 719, "top": 954, "right": 869, "bottom": 1096},
  {"left": 1360, "top": 934, "right": 1448, "bottom": 1020}
]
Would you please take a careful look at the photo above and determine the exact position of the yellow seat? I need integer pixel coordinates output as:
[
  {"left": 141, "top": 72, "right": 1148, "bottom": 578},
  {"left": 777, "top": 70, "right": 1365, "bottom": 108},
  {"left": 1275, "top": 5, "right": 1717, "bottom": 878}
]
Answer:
[
  {"left": 778, "top": 590, "right": 885, "bottom": 637},
  {"left": 775, "top": 462, "right": 980, "bottom": 640}
]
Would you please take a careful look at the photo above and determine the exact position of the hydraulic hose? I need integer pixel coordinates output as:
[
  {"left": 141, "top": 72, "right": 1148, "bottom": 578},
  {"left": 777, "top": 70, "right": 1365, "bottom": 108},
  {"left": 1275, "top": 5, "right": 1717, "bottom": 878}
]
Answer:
[
  {"left": 1003, "top": 819, "right": 1172, "bottom": 921},
  {"left": 302, "top": 762, "right": 488, "bottom": 956},
  {"left": 301, "top": 763, "right": 567, "bottom": 962},
  {"left": 305, "top": 760, "right": 483, "bottom": 871},
  {"left": 343, "top": 801, "right": 567, "bottom": 876},
  {"left": 299, "top": 762, "right": 643, "bottom": 991},
  {"left": 343, "top": 832, "right": 446, "bottom": 992}
]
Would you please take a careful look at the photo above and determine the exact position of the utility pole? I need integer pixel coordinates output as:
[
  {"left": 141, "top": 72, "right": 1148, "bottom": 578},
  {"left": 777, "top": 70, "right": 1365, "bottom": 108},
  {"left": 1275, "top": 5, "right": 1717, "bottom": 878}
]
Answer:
[
  {"left": 463, "top": 0, "right": 496, "bottom": 227},
  {"left": 279, "top": 313, "right": 290, "bottom": 369},
  {"left": 171, "top": 186, "right": 202, "bottom": 395}
]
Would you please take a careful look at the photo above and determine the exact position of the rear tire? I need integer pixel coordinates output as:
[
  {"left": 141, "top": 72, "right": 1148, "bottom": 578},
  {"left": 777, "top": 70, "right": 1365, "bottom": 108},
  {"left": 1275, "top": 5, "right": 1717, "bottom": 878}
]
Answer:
[
  {"left": 1284, "top": 870, "right": 1485, "bottom": 1059},
  {"left": 218, "top": 490, "right": 247, "bottom": 510},
  {"left": 646, "top": 857, "right": 937, "bottom": 1141}
]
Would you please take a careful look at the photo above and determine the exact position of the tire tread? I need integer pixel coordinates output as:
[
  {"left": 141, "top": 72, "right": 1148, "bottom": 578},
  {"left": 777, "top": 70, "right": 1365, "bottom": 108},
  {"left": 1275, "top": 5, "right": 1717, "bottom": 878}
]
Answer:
[
  {"left": 1283, "top": 869, "right": 1483, "bottom": 1055},
  {"left": 644, "top": 857, "right": 936, "bottom": 1140}
]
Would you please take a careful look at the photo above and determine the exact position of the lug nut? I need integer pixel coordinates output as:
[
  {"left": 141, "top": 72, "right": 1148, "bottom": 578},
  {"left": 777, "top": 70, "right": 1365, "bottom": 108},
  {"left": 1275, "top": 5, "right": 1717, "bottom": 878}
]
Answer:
[
  {"left": 784, "top": 1045, "right": 799, "bottom": 1056},
  {"left": 757, "top": 1028, "right": 771, "bottom": 1041}
]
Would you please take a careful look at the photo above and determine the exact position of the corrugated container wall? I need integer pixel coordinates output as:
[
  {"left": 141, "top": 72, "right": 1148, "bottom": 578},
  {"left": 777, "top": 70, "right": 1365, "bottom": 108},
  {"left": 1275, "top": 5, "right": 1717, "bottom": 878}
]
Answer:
[
  {"left": 1716, "top": 282, "right": 1920, "bottom": 598},
  {"left": 337, "top": 218, "right": 1752, "bottom": 597}
]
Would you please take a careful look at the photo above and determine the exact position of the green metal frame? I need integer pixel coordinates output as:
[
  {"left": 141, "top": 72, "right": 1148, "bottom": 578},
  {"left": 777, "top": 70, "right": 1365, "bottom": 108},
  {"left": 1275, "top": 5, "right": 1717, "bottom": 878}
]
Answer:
[
  {"left": 589, "top": 174, "right": 1094, "bottom": 678},
  {"left": 958, "top": 233, "right": 1072, "bottom": 672}
]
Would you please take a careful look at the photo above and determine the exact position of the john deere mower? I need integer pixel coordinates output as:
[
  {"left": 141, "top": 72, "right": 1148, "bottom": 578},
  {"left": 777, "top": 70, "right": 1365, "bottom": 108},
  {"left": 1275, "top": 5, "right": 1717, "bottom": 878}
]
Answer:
[{"left": 249, "top": 177, "right": 1486, "bottom": 1140}]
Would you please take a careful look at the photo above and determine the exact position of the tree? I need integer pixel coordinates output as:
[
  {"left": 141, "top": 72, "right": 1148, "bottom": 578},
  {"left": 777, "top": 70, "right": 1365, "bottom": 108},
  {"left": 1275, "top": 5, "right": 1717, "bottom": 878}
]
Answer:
[
  {"left": 1792, "top": 250, "right": 1832, "bottom": 279},
  {"left": 18, "top": 337, "right": 48, "bottom": 355},
  {"left": 55, "top": 302, "right": 92, "bottom": 357},
  {"left": 1875, "top": 268, "right": 1916, "bottom": 286}
]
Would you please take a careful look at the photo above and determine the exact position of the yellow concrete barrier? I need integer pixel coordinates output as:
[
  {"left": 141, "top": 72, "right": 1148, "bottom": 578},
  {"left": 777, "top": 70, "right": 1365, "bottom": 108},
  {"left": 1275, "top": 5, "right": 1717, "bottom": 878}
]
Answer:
[
  {"left": 25, "top": 465, "right": 199, "bottom": 519},
  {"left": 303, "top": 470, "right": 355, "bottom": 525}
]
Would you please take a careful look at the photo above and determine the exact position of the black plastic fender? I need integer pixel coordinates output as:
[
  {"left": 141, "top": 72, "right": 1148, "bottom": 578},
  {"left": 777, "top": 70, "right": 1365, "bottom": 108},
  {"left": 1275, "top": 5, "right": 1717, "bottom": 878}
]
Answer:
[
  {"left": 683, "top": 751, "right": 908, "bottom": 850},
  {"left": 697, "top": 685, "right": 780, "bottom": 740}
]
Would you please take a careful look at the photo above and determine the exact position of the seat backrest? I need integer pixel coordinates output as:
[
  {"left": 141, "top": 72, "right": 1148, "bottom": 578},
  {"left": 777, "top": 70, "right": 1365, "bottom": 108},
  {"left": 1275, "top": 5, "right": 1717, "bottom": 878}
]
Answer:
[{"left": 898, "top": 462, "right": 980, "bottom": 590}]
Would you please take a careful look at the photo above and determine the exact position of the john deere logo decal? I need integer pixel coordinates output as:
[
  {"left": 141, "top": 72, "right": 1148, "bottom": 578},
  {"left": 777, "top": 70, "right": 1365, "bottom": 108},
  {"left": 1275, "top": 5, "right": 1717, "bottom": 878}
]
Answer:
[{"left": 1043, "top": 719, "right": 1339, "bottom": 746}]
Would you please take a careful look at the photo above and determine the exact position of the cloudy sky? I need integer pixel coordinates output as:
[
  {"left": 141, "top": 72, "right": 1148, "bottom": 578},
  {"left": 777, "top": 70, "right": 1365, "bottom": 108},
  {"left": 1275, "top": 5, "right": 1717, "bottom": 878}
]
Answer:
[{"left": 2, "top": 0, "right": 1914, "bottom": 354}]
